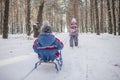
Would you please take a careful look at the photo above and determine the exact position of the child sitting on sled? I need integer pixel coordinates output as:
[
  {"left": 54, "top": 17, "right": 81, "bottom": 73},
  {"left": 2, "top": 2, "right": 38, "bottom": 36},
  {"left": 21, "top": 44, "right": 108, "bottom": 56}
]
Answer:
[{"left": 33, "top": 21, "right": 64, "bottom": 62}]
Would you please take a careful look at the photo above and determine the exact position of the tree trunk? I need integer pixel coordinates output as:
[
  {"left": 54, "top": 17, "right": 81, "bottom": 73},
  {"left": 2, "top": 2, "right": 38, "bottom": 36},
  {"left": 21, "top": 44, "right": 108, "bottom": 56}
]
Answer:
[
  {"left": 60, "top": 17, "right": 63, "bottom": 32},
  {"left": 80, "top": 4, "right": 84, "bottom": 33},
  {"left": 26, "top": 0, "right": 31, "bottom": 36},
  {"left": 73, "top": 0, "right": 78, "bottom": 19},
  {"left": 34, "top": 0, "right": 44, "bottom": 37},
  {"left": 92, "top": 0, "right": 95, "bottom": 33},
  {"left": 107, "top": 0, "right": 112, "bottom": 34},
  {"left": 111, "top": 0, "right": 116, "bottom": 35},
  {"left": 94, "top": 0, "right": 100, "bottom": 35},
  {"left": 33, "top": 24, "right": 38, "bottom": 37},
  {"left": 90, "top": 0, "right": 94, "bottom": 33},
  {"left": 100, "top": 0, "right": 104, "bottom": 33},
  {"left": 85, "top": 0, "right": 88, "bottom": 32},
  {"left": 3, "top": 0, "right": 10, "bottom": 39},
  {"left": 0, "top": 1, "right": 1, "bottom": 34},
  {"left": 0, "top": 0, "right": 3, "bottom": 34},
  {"left": 118, "top": 0, "right": 120, "bottom": 35}
]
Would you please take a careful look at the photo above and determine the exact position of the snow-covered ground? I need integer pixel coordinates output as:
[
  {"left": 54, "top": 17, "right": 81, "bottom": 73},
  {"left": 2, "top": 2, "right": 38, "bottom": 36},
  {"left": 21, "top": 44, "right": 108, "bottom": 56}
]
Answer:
[{"left": 0, "top": 33, "right": 120, "bottom": 80}]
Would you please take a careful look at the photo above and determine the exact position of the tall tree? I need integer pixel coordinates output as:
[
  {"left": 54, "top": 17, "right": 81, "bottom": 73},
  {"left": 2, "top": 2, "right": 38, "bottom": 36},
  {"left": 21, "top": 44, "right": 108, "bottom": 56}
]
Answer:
[
  {"left": 0, "top": 0, "right": 3, "bottom": 34},
  {"left": 100, "top": 0, "right": 104, "bottom": 33},
  {"left": 80, "top": 3, "right": 84, "bottom": 32},
  {"left": 107, "top": 0, "right": 112, "bottom": 34},
  {"left": 111, "top": 0, "right": 116, "bottom": 35},
  {"left": 26, "top": 0, "right": 31, "bottom": 36},
  {"left": 33, "top": 0, "right": 44, "bottom": 37},
  {"left": 118, "top": 0, "right": 120, "bottom": 35},
  {"left": 73, "top": 0, "right": 78, "bottom": 19},
  {"left": 3, "top": 0, "right": 10, "bottom": 39},
  {"left": 90, "top": 0, "right": 94, "bottom": 33},
  {"left": 85, "top": 0, "right": 88, "bottom": 32},
  {"left": 94, "top": 0, "right": 100, "bottom": 35}
]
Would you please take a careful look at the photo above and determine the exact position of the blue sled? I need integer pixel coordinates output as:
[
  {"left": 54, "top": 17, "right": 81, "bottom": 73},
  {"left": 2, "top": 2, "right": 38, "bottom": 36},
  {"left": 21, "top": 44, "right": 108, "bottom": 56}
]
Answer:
[{"left": 34, "top": 52, "right": 63, "bottom": 72}]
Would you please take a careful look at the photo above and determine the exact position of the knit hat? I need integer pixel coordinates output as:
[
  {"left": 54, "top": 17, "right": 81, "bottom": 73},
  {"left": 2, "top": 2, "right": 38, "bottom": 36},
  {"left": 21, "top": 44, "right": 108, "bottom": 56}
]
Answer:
[
  {"left": 42, "top": 25, "right": 52, "bottom": 33},
  {"left": 41, "top": 21, "right": 52, "bottom": 33},
  {"left": 71, "top": 18, "right": 77, "bottom": 23}
]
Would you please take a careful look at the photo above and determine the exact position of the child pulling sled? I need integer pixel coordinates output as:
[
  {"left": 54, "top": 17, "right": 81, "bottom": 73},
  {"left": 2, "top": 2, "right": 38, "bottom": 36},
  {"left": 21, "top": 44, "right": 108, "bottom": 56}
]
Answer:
[{"left": 69, "top": 18, "right": 79, "bottom": 47}]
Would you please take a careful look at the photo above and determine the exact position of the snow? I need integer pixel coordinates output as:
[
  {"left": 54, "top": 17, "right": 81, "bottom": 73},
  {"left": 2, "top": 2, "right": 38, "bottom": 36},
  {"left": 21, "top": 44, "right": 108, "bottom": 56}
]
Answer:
[{"left": 0, "top": 33, "right": 120, "bottom": 80}]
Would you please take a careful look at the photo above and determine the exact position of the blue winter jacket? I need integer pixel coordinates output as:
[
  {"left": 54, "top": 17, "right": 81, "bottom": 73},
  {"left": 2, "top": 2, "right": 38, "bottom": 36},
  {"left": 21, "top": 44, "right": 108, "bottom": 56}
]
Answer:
[{"left": 33, "top": 33, "right": 64, "bottom": 61}]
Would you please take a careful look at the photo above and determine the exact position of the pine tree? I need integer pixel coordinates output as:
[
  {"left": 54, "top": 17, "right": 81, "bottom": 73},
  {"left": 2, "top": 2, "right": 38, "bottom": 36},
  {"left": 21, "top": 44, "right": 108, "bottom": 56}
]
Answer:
[
  {"left": 94, "top": 0, "right": 100, "bottom": 35},
  {"left": 111, "top": 0, "right": 116, "bottom": 35},
  {"left": 26, "top": 0, "right": 31, "bottom": 36},
  {"left": 3, "top": 0, "right": 10, "bottom": 39},
  {"left": 118, "top": 0, "right": 120, "bottom": 35},
  {"left": 107, "top": 0, "right": 112, "bottom": 34}
]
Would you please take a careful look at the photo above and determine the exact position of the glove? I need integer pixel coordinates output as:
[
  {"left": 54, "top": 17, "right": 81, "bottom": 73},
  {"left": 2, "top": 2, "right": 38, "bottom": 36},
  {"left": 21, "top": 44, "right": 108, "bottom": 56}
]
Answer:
[
  {"left": 55, "top": 52, "right": 60, "bottom": 57},
  {"left": 37, "top": 53, "right": 41, "bottom": 58}
]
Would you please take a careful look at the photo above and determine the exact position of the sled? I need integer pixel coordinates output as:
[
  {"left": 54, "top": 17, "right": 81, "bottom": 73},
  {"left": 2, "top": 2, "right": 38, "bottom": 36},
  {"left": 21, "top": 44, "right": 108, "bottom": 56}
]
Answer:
[{"left": 34, "top": 50, "right": 63, "bottom": 72}]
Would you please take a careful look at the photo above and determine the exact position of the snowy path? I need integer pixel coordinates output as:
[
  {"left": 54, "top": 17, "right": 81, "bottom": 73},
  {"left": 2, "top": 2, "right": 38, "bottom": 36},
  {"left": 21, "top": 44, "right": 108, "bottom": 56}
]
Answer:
[{"left": 0, "top": 33, "right": 120, "bottom": 80}]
